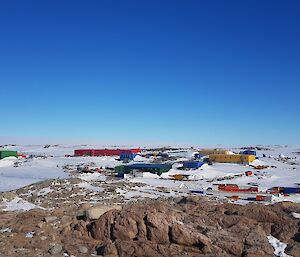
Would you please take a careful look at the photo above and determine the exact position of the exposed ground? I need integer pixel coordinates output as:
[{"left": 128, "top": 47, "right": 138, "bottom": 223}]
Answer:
[{"left": 0, "top": 196, "right": 300, "bottom": 257}]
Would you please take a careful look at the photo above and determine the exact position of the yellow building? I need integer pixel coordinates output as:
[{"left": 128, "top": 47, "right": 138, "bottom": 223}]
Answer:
[
  {"left": 209, "top": 154, "right": 256, "bottom": 163},
  {"left": 198, "top": 149, "right": 230, "bottom": 156}
]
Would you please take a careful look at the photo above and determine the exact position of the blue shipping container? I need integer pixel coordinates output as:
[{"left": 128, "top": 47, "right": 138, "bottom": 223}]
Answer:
[
  {"left": 241, "top": 150, "right": 257, "bottom": 156},
  {"left": 120, "top": 153, "right": 137, "bottom": 161},
  {"left": 183, "top": 161, "right": 204, "bottom": 169},
  {"left": 190, "top": 190, "right": 205, "bottom": 195},
  {"left": 194, "top": 153, "right": 203, "bottom": 159},
  {"left": 281, "top": 187, "right": 300, "bottom": 194}
]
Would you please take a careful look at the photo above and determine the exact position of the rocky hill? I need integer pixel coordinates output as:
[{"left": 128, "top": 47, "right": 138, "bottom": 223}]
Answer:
[{"left": 0, "top": 196, "right": 300, "bottom": 257}]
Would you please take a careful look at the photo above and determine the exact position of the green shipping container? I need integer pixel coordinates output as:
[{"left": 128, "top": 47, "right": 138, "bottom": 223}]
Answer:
[
  {"left": 0, "top": 150, "right": 18, "bottom": 159},
  {"left": 115, "top": 165, "right": 125, "bottom": 173}
]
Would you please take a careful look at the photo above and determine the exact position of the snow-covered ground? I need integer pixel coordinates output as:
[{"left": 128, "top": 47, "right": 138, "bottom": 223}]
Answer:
[
  {"left": 1, "top": 144, "right": 300, "bottom": 204},
  {"left": 0, "top": 197, "right": 42, "bottom": 211},
  {"left": 0, "top": 145, "right": 122, "bottom": 191}
]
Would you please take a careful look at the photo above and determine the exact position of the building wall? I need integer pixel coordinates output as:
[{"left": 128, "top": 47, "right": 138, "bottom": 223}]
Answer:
[
  {"left": 183, "top": 161, "right": 204, "bottom": 169},
  {"left": 209, "top": 154, "right": 255, "bottom": 163},
  {"left": 0, "top": 150, "right": 18, "bottom": 159}
]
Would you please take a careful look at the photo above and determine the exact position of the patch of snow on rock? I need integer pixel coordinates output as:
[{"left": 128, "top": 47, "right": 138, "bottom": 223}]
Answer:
[
  {"left": 267, "top": 235, "right": 293, "bottom": 257},
  {"left": 292, "top": 212, "right": 300, "bottom": 219},
  {"left": 76, "top": 182, "right": 104, "bottom": 192},
  {"left": 78, "top": 173, "right": 106, "bottom": 182},
  {"left": 1, "top": 197, "right": 41, "bottom": 211},
  {"left": 0, "top": 227, "right": 12, "bottom": 233},
  {"left": 37, "top": 187, "right": 53, "bottom": 196},
  {"left": 25, "top": 231, "right": 35, "bottom": 238}
]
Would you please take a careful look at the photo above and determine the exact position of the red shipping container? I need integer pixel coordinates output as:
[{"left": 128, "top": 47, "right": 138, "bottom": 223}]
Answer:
[{"left": 245, "top": 171, "right": 253, "bottom": 176}]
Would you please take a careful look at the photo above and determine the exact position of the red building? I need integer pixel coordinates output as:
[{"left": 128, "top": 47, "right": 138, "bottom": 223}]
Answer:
[
  {"left": 218, "top": 184, "right": 258, "bottom": 193},
  {"left": 74, "top": 149, "right": 141, "bottom": 157}
]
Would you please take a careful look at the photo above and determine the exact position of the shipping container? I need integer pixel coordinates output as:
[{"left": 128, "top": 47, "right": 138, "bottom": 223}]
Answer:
[
  {"left": 183, "top": 161, "right": 204, "bottom": 169},
  {"left": 256, "top": 195, "right": 273, "bottom": 202},
  {"left": 241, "top": 150, "right": 257, "bottom": 156},
  {"left": 245, "top": 171, "right": 253, "bottom": 176},
  {"left": 0, "top": 150, "right": 18, "bottom": 159},
  {"left": 171, "top": 174, "right": 190, "bottom": 180},
  {"left": 266, "top": 187, "right": 282, "bottom": 194},
  {"left": 228, "top": 195, "right": 240, "bottom": 200},
  {"left": 193, "top": 153, "right": 203, "bottom": 159},
  {"left": 281, "top": 187, "right": 300, "bottom": 194},
  {"left": 256, "top": 195, "right": 265, "bottom": 201},
  {"left": 190, "top": 190, "right": 205, "bottom": 194},
  {"left": 119, "top": 153, "right": 137, "bottom": 161},
  {"left": 267, "top": 187, "right": 300, "bottom": 195}
]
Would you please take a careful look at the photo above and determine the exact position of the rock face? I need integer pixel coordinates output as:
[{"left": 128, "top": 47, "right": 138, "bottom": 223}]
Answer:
[
  {"left": 0, "top": 192, "right": 16, "bottom": 201},
  {"left": 1, "top": 196, "right": 300, "bottom": 257},
  {"left": 88, "top": 197, "right": 300, "bottom": 257}
]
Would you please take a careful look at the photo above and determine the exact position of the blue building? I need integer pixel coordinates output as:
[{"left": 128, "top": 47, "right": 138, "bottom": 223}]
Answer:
[{"left": 183, "top": 161, "right": 204, "bottom": 169}]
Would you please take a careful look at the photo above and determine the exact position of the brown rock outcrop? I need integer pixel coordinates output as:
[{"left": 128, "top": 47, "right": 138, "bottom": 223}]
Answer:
[{"left": 88, "top": 197, "right": 300, "bottom": 257}]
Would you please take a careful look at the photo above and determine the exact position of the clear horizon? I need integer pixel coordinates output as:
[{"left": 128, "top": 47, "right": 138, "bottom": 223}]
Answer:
[{"left": 1, "top": 1, "right": 299, "bottom": 145}]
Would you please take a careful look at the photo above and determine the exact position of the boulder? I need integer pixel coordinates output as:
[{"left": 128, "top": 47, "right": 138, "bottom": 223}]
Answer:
[
  {"left": 85, "top": 205, "right": 121, "bottom": 220},
  {"left": 44, "top": 216, "right": 58, "bottom": 223},
  {"left": 170, "top": 223, "right": 211, "bottom": 248},
  {"left": 286, "top": 242, "right": 300, "bottom": 257},
  {"left": 78, "top": 245, "right": 88, "bottom": 254},
  {"left": 48, "top": 243, "right": 63, "bottom": 255}
]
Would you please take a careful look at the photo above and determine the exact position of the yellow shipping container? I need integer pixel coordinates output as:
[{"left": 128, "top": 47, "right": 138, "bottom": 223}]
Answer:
[
  {"left": 209, "top": 154, "right": 256, "bottom": 163},
  {"left": 198, "top": 149, "right": 230, "bottom": 155}
]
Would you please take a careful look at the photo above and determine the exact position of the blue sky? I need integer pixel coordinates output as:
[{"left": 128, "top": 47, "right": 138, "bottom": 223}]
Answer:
[{"left": 0, "top": 0, "right": 299, "bottom": 145}]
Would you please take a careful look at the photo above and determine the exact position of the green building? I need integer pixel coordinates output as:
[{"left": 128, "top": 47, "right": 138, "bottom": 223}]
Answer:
[
  {"left": 0, "top": 150, "right": 18, "bottom": 159},
  {"left": 115, "top": 163, "right": 172, "bottom": 176}
]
